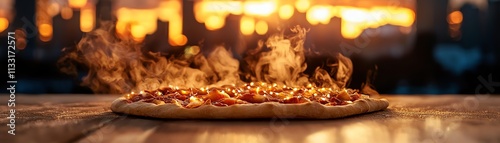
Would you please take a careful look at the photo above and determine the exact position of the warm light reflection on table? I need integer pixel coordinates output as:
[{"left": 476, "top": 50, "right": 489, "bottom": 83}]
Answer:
[{"left": 118, "top": 116, "right": 493, "bottom": 143}]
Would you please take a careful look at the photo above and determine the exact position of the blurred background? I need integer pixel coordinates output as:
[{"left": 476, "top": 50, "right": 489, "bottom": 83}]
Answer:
[{"left": 0, "top": 0, "right": 499, "bottom": 94}]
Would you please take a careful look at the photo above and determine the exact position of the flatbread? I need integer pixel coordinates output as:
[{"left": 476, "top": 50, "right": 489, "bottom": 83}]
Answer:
[{"left": 111, "top": 97, "right": 389, "bottom": 119}]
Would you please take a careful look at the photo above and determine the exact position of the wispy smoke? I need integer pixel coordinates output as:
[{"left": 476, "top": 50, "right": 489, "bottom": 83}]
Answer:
[
  {"left": 58, "top": 23, "right": 240, "bottom": 93},
  {"left": 245, "top": 26, "right": 309, "bottom": 86},
  {"left": 59, "top": 23, "right": 360, "bottom": 94}
]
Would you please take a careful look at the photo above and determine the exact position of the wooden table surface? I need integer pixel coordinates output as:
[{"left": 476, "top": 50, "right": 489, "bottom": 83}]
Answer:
[{"left": 1, "top": 95, "right": 499, "bottom": 143}]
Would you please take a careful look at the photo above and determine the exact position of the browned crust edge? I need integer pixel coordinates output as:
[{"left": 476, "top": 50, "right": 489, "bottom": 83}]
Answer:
[{"left": 110, "top": 97, "right": 389, "bottom": 119}]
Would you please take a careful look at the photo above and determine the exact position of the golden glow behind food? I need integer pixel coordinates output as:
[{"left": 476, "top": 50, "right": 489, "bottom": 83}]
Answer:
[
  {"left": 194, "top": 0, "right": 415, "bottom": 39},
  {"left": 34, "top": 0, "right": 415, "bottom": 42}
]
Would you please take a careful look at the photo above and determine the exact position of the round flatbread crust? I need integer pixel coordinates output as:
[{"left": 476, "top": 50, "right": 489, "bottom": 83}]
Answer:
[{"left": 111, "top": 97, "right": 389, "bottom": 119}]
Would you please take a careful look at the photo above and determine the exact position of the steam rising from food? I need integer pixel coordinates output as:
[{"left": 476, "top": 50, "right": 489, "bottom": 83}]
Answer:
[
  {"left": 58, "top": 23, "right": 359, "bottom": 94},
  {"left": 245, "top": 27, "right": 309, "bottom": 86}
]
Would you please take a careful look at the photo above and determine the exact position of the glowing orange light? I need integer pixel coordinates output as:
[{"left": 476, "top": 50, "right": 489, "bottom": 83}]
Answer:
[
  {"left": 0, "top": 18, "right": 8, "bottom": 32},
  {"left": 243, "top": 1, "right": 276, "bottom": 16},
  {"left": 194, "top": 1, "right": 242, "bottom": 24},
  {"left": 115, "top": 21, "right": 127, "bottom": 35},
  {"left": 165, "top": 3, "right": 186, "bottom": 46},
  {"left": 116, "top": 8, "right": 131, "bottom": 22},
  {"left": 68, "top": 0, "right": 87, "bottom": 8},
  {"left": 240, "top": 16, "right": 255, "bottom": 35},
  {"left": 342, "top": 9, "right": 367, "bottom": 23},
  {"left": 194, "top": 2, "right": 208, "bottom": 23},
  {"left": 227, "top": 2, "right": 243, "bottom": 15},
  {"left": 295, "top": 0, "right": 310, "bottom": 13},
  {"left": 158, "top": 8, "right": 177, "bottom": 22},
  {"left": 137, "top": 10, "right": 157, "bottom": 34},
  {"left": 169, "top": 34, "right": 188, "bottom": 46},
  {"left": 334, "top": 6, "right": 415, "bottom": 39},
  {"left": 390, "top": 8, "right": 415, "bottom": 27},
  {"left": 329, "top": 6, "right": 341, "bottom": 18},
  {"left": 39, "top": 23, "right": 53, "bottom": 37},
  {"left": 306, "top": 12, "right": 318, "bottom": 25},
  {"left": 130, "top": 24, "right": 146, "bottom": 39},
  {"left": 115, "top": 1, "right": 184, "bottom": 41},
  {"left": 116, "top": 8, "right": 157, "bottom": 34},
  {"left": 205, "top": 15, "right": 225, "bottom": 30},
  {"left": 365, "top": 9, "right": 387, "bottom": 28},
  {"left": 279, "top": 4, "right": 294, "bottom": 20},
  {"left": 369, "top": 7, "right": 391, "bottom": 25},
  {"left": 205, "top": 1, "right": 242, "bottom": 15},
  {"left": 341, "top": 20, "right": 363, "bottom": 39},
  {"left": 158, "top": 0, "right": 181, "bottom": 22},
  {"left": 80, "top": 7, "right": 95, "bottom": 32},
  {"left": 61, "top": 7, "right": 73, "bottom": 20},
  {"left": 115, "top": 8, "right": 133, "bottom": 36},
  {"left": 307, "top": 6, "right": 331, "bottom": 25},
  {"left": 47, "top": 2, "right": 60, "bottom": 16},
  {"left": 448, "top": 11, "right": 463, "bottom": 24},
  {"left": 168, "top": 18, "right": 184, "bottom": 41},
  {"left": 255, "top": 20, "right": 268, "bottom": 35}
]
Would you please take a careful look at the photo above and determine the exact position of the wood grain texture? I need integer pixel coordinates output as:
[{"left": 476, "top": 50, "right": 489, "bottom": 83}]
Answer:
[
  {"left": 111, "top": 97, "right": 389, "bottom": 119},
  {"left": 1, "top": 95, "right": 499, "bottom": 143}
]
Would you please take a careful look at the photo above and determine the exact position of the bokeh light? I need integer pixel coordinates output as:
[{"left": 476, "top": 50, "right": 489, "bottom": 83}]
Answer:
[
  {"left": 295, "top": 0, "right": 310, "bottom": 13},
  {"left": 169, "top": 34, "right": 188, "bottom": 46},
  {"left": 0, "top": 17, "right": 8, "bottom": 32},
  {"left": 130, "top": 24, "right": 146, "bottom": 40},
  {"left": 205, "top": 15, "right": 225, "bottom": 30},
  {"left": 68, "top": 0, "right": 87, "bottom": 8},
  {"left": 448, "top": 11, "right": 463, "bottom": 24},
  {"left": 307, "top": 6, "right": 331, "bottom": 25},
  {"left": 255, "top": 20, "right": 268, "bottom": 35},
  {"left": 39, "top": 23, "right": 53, "bottom": 37},
  {"left": 243, "top": 1, "right": 276, "bottom": 16},
  {"left": 80, "top": 6, "right": 95, "bottom": 32},
  {"left": 240, "top": 16, "right": 255, "bottom": 35},
  {"left": 61, "top": 6, "right": 73, "bottom": 20},
  {"left": 279, "top": 5, "right": 294, "bottom": 20}
]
